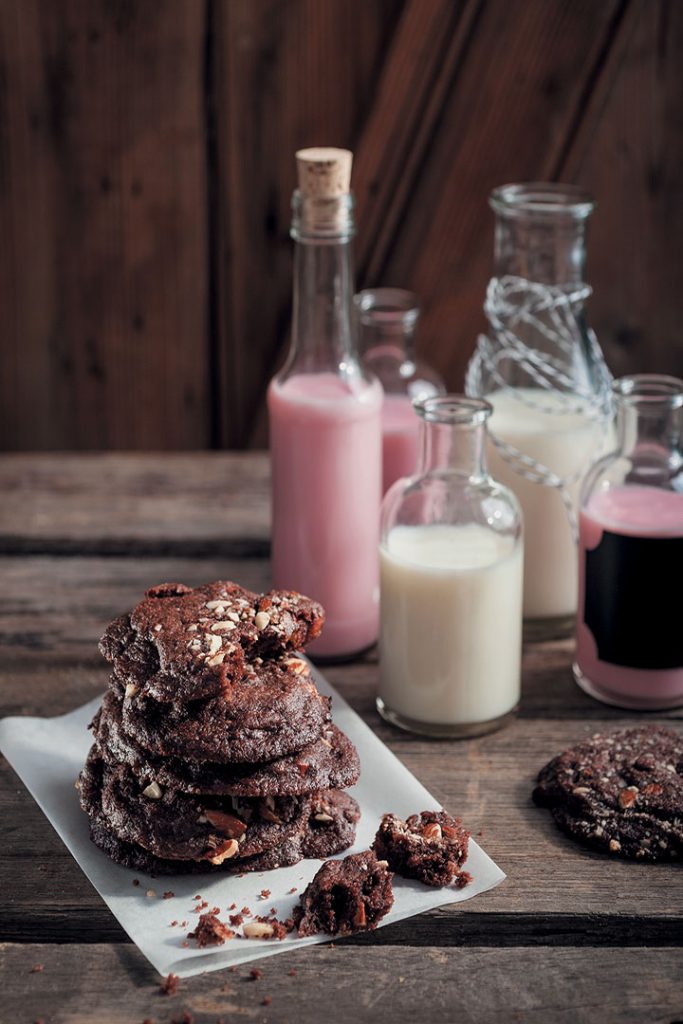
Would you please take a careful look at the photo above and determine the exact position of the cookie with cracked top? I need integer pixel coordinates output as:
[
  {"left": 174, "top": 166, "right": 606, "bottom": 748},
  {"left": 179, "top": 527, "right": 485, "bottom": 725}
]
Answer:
[
  {"left": 99, "top": 581, "right": 324, "bottom": 703},
  {"left": 93, "top": 688, "right": 360, "bottom": 797},
  {"left": 533, "top": 725, "right": 683, "bottom": 861},
  {"left": 294, "top": 850, "right": 394, "bottom": 936},
  {"left": 116, "top": 662, "right": 331, "bottom": 764},
  {"left": 79, "top": 745, "right": 310, "bottom": 863},
  {"left": 85, "top": 790, "right": 360, "bottom": 875},
  {"left": 372, "top": 810, "right": 471, "bottom": 887}
]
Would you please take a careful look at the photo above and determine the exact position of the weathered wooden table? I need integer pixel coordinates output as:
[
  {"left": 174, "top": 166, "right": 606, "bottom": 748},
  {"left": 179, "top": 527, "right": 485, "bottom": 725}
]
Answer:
[{"left": 1, "top": 453, "right": 681, "bottom": 1023}]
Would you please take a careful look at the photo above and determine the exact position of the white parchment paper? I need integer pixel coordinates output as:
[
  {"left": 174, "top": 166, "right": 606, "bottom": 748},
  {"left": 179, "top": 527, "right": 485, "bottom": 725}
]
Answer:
[{"left": 0, "top": 667, "right": 505, "bottom": 977}]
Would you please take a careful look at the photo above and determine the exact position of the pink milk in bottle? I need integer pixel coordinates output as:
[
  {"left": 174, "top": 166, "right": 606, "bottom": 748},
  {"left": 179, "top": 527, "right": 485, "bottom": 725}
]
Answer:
[
  {"left": 381, "top": 394, "right": 421, "bottom": 494},
  {"left": 269, "top": 372, "right": 382, "bottom": 658},
  {"left": 575, "top": 485, "right": 683, "bottom": 708},
  {"left": 268, "top": 148, "right": 382, "bottom": 659}
]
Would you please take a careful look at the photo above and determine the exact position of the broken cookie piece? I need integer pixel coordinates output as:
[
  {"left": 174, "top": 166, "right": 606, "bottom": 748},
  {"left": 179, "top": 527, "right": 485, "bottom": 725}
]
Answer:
[
  {"left": 293, "top": 850, "right": 394, "bottom": 936},
  {"left": 371, "top": 810, "right": 471, "bottom": 887}
]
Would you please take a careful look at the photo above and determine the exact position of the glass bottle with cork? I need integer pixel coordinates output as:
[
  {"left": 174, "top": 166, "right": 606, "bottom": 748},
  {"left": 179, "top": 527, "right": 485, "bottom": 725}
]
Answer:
[{"left": 268, "top": 148, "right": 382, "bottom": 660}]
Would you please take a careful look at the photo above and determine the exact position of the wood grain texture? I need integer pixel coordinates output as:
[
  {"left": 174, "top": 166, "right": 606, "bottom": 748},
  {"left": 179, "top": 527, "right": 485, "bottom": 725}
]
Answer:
[
  {"left": 2, "top": 944, "right": 681, "bottom": 1024},
  {"left": 0, "top": 0, "right": 209, "bottom": 450},
  {"left": 0, "top": 452, "right": 270, "bottom": 553},
  {"left": 563, "top": 0, "right": 683, "bottom": 379},
  {"left": 1, "top": 0, "right": 682, "bottom": 451}
]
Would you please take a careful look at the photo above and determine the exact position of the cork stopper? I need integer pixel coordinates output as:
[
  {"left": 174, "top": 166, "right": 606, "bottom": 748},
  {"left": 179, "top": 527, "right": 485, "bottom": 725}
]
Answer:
[{"left": 296, "top": 147, "right": 353, "bottom": 198}]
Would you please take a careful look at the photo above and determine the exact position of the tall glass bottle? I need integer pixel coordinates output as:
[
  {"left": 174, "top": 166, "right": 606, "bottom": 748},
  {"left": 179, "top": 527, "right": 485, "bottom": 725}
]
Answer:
[
  {"left": 356, "top": 288, "right": 445, "bottom": 494},
  {"left": 378, "top": 396, "right": 523, "bottom": 737},
  {"left": 575, "top": 374, "right": 683, "bottom": 709},
  {"left": 467, "top": 183, "right": 612, "bottom": 637},
  {"left": 268, "top": 148, "right": 382, "bottom": 660}
]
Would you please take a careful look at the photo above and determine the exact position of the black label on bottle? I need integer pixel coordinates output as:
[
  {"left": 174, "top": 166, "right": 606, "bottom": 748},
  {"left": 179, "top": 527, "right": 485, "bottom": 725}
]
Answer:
[{"left": 583, "top": 531, "right": 683, "bottom": 669}]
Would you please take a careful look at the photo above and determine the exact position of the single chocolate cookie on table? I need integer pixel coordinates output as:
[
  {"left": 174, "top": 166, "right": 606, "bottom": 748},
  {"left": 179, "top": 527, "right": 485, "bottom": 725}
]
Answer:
[
  {"left": 100, "top": 581, "right": 324, "bottom": 703},
  {"left": 92, "top": 690, "right": 360, "bottom": 797},
  {"left": 533, "top": 725, "right": 683, "bottom": 861},
  {"left": 115, "top": 662, "right": 331, "bottom": 764},
  {"left": 372, "top": 810, "right": 471, "bottom": 887},
  {"left": 293, "top": 850, "right": 394, "bottom": 936}
]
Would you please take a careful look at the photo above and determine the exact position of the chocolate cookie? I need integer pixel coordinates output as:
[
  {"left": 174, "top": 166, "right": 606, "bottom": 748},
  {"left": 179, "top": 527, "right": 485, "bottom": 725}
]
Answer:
[
  {"left": 116, "top": 664, "right": 331, "bottom": 764},
  {"left": 99, "top": 581, "right": 324, "bottom": 703},
  {"left": 372, "top": 810, "right": 471, "bottom": 887},
  {"left": 86, "top": 791, "right": 360, "bottom": 876},
  {"left": 533, "top": 725, "right": 683, "bottom": 861},
  {"left": 93, "top": 689, "right": 360, "bottom": 797},
  {"left": 79, "top": 746, "right": 310, "bottom": 863},
  {"left": 294, "top": 850, "right": 394, "bottom": 936}
]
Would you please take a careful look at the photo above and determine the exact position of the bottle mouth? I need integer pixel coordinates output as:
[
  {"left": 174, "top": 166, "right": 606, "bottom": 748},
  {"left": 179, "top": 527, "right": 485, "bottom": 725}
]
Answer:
[
  {"left": 490, "top": 183, "right": 595, "bottom": 220},
  {"left": 414, "top": 395, "right": 492, "bottom": 426},
  {"left": 354, "top": 288, "right": 420, "bottom": 327},
  {"left": 613, "top": 374, "right": 683, "bottom": 409}
]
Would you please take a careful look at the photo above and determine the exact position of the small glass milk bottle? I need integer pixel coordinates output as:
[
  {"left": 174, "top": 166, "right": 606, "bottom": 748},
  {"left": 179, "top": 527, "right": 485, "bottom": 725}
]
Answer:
[
  {"left": 467, "top": 183, "right": 612, "bottom": 638},
  {"left": 268, "top": 149, "right": 382, "bottom": 660},
  {"left": 356, "top": 288, "right": 445, "bottom": 493},
  {"left": 575, "top": 374, "right": 683, "bottom": 710},
  {"left": 378, "top": 396, "right": 523, "bottom": 737}
]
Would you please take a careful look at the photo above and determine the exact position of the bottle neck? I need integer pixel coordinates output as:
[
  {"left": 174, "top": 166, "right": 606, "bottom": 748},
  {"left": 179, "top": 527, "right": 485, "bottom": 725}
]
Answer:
[
  {"left": 494, "top": 212, "right": 588, "bottom": 291},
  {"left": 356, "top": 289, "right": 419, "bottom": 365},
  {"left": 617, "top": 400, "right": 683, "bottom": 464},
  {"left": 418, "top": 419, "right": 487, "bottom": 479},
  {"left": 288, "top": 236, "right": 358, "bottom": 373}
]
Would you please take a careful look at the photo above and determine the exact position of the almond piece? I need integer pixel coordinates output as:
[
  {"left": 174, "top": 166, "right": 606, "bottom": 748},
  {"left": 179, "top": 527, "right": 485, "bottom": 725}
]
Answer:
[
  {"left": 124, "top": 682, "right": 138, "bottom": 698},
  {"left": 142, "top": 781, "right": 163, "bottom": 800},
  {"left": 353, "top": 903, "right": 367, "bottom": 928},
  {"left": 244, "top": 921, "right": 274, "bottom": 939},
  {"left": 422, "top": 822, "right": 442, "bottom": 841},
  {"left": 618, "top": 786, "right": 638, "bottom": 809},
  {"left": 203, "top": 809, "right": 247, "bottom": 838},
  {"left": 254, "top": 611, "right": 271, "bottom": 631},
  {"left": 206, "top": 839, "right": 240, "bottom": 864}
]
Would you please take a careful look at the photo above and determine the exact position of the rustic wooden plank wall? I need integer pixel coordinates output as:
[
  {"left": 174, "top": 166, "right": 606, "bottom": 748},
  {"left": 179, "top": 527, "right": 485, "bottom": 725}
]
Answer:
[{"left": 0, "top": 0, "right": 681, "bottom": 451}]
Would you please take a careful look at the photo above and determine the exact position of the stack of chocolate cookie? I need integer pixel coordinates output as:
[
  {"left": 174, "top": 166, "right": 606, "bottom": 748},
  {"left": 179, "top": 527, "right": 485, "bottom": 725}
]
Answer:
[{"left": 78, "top": 581, "right": 361, "bottom": 875}]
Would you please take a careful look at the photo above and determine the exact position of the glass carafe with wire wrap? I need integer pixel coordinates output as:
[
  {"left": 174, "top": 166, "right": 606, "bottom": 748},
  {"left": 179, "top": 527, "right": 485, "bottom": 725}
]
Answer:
[{"left": 466, "top": 183, "right": 613, "bottom": 638}]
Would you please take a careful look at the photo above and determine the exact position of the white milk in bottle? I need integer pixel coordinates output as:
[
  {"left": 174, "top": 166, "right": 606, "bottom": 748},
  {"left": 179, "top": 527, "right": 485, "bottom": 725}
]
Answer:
[
  {"left": 377, "top": 396, "right": 523, "bottom": 738},
  {"left": 487, "top": 387, "right": 606, "bottom": 620}
]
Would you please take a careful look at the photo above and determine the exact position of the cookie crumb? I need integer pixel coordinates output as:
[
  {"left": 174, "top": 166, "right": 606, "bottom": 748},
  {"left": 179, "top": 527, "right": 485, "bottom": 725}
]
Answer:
[
  {"left": 188, "top": 912, "right": 235, "bottom": 947},
  {"left": 288, "top": 968, "right": 297, "bottom": 976},
  {"left": 132, "top": 878, "right": 140, "bottom": 886},
  {"left": 160, "top": 972, "right": 180, "bottom": 996},
  {"left": 163, "top": 891, "right": 175, "bottom": 899},
  {"left": 249, "top": 968, "right": 262, "bottom": 980},
  {"left": 29, "top": 964, "right": 44, "bottom": 973},
  {"left": 259, "top": 888, "right": 271, "bottom": 900},
  {"left": 262, "top": 996, "right": 272, "bottom": 1006}
]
